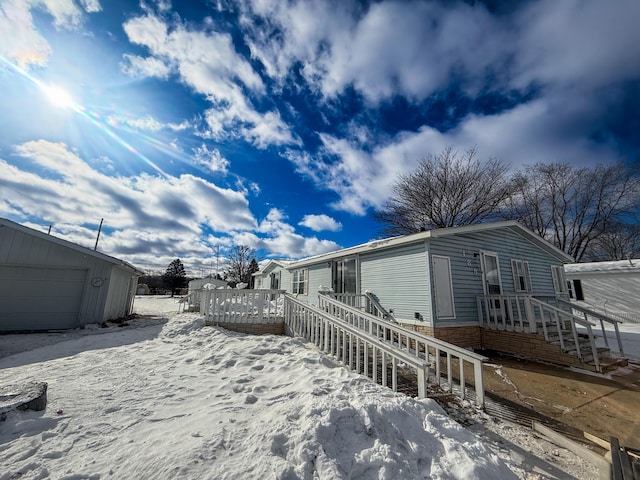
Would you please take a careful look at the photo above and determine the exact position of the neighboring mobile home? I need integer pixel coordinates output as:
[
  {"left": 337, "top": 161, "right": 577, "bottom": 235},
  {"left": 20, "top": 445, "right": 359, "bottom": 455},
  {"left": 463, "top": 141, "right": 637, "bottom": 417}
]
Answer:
[
  {"left": 253, "top": 260, "right": 293, "bottom": 291},
  {"left": 255, "top": 221, "right": 574, "bottom": 348},
  {"left": 565, "top": 259, "right": 640, "bottom": 323},
  {"left": 0, "top": 218, "right": 144, "bottom": 331}
]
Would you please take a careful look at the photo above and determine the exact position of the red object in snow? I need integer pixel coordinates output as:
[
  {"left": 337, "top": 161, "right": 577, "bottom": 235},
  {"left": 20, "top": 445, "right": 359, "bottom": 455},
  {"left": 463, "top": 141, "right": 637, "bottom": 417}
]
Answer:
[{"left": 56, "top": 409, "right": 64, "bottom": 415}]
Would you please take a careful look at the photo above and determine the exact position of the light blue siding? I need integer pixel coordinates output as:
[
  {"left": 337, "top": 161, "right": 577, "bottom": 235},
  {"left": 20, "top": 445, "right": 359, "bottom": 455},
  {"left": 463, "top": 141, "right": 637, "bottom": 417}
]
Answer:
[
  {"left": 429, "top": 228, "right": 564, "bottom": 326},
  {"left": 360, "top": 242, "right": 431, "bottom": 324}
]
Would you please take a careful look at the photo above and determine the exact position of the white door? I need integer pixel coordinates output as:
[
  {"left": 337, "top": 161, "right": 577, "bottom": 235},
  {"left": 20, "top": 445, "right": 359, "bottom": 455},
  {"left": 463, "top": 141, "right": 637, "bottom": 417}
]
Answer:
[{"left": 433, "top": 255, "right": 455, "bottom": 319}]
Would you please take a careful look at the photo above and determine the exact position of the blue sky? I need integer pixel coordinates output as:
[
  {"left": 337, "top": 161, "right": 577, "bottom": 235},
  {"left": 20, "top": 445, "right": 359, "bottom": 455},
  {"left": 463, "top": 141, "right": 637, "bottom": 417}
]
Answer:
[{"left": 1, "top": 0, "right": 639, "bottom": 276}]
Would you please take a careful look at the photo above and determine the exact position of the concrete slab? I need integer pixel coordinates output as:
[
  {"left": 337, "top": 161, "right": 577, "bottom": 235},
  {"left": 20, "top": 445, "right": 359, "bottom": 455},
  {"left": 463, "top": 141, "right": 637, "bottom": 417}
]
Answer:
[{"left": 0, "top": 382, "right": 48, "bottom": 420}]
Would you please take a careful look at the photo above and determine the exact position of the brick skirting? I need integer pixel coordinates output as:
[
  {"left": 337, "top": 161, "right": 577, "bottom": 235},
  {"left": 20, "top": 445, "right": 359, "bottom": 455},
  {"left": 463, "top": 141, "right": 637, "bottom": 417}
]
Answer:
[
  {"left": 399, "top": 323, "right": 482, "bottom": 349},
  {"left": 481, "top": 329, "right": 593, "bottom": 370}
]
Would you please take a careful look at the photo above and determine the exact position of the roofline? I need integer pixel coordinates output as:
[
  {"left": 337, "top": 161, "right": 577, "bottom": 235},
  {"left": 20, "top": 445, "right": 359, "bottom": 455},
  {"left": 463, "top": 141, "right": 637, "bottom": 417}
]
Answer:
[
  {"left": 288, "top": 221, "right": 573, "bottom": 269},
  {"left": 253, "top": 259, "right": 293, "bottom": 276},
  {"left": 0, "top": 218, "right": 145, "bottom": 275}
]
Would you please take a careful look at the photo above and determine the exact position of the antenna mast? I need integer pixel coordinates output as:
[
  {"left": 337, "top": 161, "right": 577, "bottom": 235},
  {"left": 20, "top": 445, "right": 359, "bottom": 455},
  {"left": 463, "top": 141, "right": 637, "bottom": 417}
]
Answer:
[{"left": 94, "top": 218, "right": 103, "bottom": 251}]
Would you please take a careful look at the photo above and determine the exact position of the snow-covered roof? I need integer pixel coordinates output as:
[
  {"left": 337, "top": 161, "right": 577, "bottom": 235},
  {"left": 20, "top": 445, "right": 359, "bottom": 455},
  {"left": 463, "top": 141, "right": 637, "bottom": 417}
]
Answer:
[{"left": 565, "top": 258, "right": 640, "bottom": 274}]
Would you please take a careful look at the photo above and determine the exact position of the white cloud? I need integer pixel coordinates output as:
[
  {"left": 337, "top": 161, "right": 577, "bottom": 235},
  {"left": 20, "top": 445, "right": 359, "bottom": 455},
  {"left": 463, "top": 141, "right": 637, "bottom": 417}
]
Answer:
[
  {"left": 0, "top": 140, "right": 257, "bottom": 265},
  {"left": 78, "top": 0, "right": 101, "bottom": 14},
  {"left": 0, "top": 0, "right": 100, "bottom": 67},
  {"left": 118, "top": 114, "right": 190, "bottom": 132},
  {"left": 286, "top": 91, "right": 625, "bottom": 215},
  {"left": 0, "top": 0, "right": 52, "bottom": 66},
  {"left": 513, "top": 0, "right": 640, "bottom": 92},
  {"left": 37, "top": 0, "right": 84, "bottom": 28},
  {"left": 121, "top": 54, "right": 171, "bottom": 78},
  {"left": 299, "top": 214, "right": 341, "bottom": 232},
  {"left": 1, "top": 141, "right": 340, "bottom": 269},
  {"left": 242, "top": 0, "right": 508, "bottom": 103},
  {"left": 193, "top": 143, "right": 230, "bottom": 173},
  {"left": 229, "top": 208, "right": 340, "bottom": 258},
  {"left": 123, "top": 12, "right": 298, "bottom": 148}
]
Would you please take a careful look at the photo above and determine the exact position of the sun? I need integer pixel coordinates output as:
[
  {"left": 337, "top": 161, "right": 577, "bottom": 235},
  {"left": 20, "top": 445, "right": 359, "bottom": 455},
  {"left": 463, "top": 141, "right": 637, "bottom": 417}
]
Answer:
[{"left": 42, "top": 84, "right": 76, "bottom": 109}]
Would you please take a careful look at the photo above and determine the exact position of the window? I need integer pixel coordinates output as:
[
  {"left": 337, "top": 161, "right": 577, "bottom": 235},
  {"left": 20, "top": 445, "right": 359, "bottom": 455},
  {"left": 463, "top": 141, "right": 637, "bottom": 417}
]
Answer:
[
  {"left": 569, "top": 279, "right": 585, "bottom": 300},
  {"left": 292, "top": 269, "right": 308, "bottom": 295},
  {"left": 551, "top": 265, "right": 568, "bottom": 294},
  {"left": 511, "top": 260, "right": 532, "bottom": 293}
]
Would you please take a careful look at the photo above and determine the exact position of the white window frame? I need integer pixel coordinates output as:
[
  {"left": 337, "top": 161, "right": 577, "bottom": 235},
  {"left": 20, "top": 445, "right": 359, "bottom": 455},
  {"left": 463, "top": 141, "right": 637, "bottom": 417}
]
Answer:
[
  {"left": 551, "top": 265, "right": 568, "bottom": 294},
  {"left": 511, "top": 259, "right": 532, "bottom": 293},
  {"left": 291, "top": 269, "right": 308, "bottom": 295}
]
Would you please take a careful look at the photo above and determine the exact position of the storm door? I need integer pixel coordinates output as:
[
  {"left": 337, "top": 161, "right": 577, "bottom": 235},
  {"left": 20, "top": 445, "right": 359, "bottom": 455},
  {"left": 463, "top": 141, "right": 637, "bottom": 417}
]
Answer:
[
  {"left": 333, "top": 257, "right": 357, "bottom": 294},
  {"left": 480, "top": 252, "right": 502, "bottom": 295},
  {"left": 480, "top": 251, "right": 505, "bottom": 321}
]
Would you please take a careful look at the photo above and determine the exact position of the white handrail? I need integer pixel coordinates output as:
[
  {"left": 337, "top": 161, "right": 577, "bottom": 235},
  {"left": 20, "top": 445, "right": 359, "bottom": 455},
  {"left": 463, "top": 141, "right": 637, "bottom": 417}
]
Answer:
[
  {"left": 558, "top": 299, "right": 626, "bottom": 357},
  {"left": 285, "top": 294, "right": 430, "bottom": 398},
  {"left": 316, "top": 294, "right": 487, "bottom": 407},
  {"left": 529, "top": 297, "right": 600, "bottom": 372}
]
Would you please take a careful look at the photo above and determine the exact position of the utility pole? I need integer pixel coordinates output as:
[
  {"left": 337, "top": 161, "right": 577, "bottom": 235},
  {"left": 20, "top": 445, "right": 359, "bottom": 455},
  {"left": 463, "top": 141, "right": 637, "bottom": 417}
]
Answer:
[
  {"left": 214, "top": 245, "right": 220, "bottom": 279},
  {"left": 94, "top": 218, "right": 103, "bottom": 251}
]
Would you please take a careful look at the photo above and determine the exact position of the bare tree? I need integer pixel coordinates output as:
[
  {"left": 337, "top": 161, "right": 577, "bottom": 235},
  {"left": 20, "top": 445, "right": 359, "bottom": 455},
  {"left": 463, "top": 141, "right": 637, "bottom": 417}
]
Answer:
[
  {"left": 225, "top": 245, "right": 258, "bottom": 286},
  {"left": 506, "top": 162, "right": 640, "bottom": 261},
  {"left": 584, "top": 221, "right": 640, "bottom": 261},
  {"left": 375, "top": 147, "right": 514, "bottom": 236}
]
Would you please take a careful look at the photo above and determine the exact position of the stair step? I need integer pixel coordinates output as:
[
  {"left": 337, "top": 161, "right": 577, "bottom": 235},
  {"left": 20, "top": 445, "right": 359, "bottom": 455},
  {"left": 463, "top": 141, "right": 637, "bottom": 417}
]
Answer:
[{"left": 599, "top": 357, "right": 629, "bottom": 373}]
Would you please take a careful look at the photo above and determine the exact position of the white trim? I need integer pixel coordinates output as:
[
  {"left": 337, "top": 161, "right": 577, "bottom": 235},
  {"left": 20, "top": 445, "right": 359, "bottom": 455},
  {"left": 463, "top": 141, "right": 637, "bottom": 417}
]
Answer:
[
  {"left": 511, "top": 259, "right": 532, "bottom": 293},
  {"left": 288, "top": 221, "right": 573, "bottom": 269},
  {"left": 551, "top": 265, "right": 568, "bottom": 294},
  {"left": 291, "top": 268, "right": 308, "bottom": 295}
]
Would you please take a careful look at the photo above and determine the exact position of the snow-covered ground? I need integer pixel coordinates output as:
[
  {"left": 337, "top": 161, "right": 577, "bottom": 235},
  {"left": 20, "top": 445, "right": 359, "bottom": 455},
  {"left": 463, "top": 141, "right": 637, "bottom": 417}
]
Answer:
[{"left": 0, "top": 296, "right": 621, "bottom": 479}]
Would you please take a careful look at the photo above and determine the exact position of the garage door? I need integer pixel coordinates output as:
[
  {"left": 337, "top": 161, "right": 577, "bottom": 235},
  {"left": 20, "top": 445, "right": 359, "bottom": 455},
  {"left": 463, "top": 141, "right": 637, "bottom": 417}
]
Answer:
[{"left": 0, "top": 266, "right": 87, "bottom": 331}]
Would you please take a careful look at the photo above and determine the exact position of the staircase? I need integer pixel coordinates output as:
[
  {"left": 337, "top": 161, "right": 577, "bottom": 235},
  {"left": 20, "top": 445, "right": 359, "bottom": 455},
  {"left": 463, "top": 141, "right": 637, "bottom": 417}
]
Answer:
[
  {"left": 478, "top": 295, "right": 628, "bottom": 373},
  {"left": 542, "top": 318, "right": 627, "bottom": 373}
]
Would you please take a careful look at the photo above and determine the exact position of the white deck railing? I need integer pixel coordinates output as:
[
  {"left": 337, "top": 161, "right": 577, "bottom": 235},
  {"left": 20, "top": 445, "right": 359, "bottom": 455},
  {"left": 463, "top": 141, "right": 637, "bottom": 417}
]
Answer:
[
  {"left": 199, "top": 289, "right": 486, "bottom": 407},
  {"left": 477, "top": 294, "right": 628, "bottom": 372},
  {"left": 286, "top": 295, "right": 430, "bottom": 399},
  {"left": 558, "top": 299, "right": 625, "bottom": 357},
  {"left": 201, "top": 289, "right": 285, "bottom": 324},
  {"left": 325, "top": 292, "right": 396, "bottom": 322},
  {"left": 317, "top": 294, "right": 487, "bottom": 407}
]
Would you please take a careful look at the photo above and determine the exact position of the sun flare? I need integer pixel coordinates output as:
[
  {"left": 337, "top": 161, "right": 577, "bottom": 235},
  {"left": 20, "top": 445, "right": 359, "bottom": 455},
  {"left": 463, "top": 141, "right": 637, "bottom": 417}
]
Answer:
[{"left": 42, "top": 84, "right": 76, "bottom": 109}]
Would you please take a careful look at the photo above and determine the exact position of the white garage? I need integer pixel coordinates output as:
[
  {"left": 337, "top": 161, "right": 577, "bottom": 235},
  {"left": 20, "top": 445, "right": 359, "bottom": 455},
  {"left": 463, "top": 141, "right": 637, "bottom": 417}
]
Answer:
[{"left": 0, "top": 218, "right": 144, "bottom": 332}]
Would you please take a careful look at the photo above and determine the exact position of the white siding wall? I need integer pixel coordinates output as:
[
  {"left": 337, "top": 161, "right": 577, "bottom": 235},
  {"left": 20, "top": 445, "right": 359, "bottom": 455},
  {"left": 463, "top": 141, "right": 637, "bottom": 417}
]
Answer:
[
  {"left": 103, "top": 267, "right": 137, "bottom": 321},
  {"left": 0, "top": 224, "right": 136, "bottom": 330},
  {"left": 296, "top": 263, "right": 331, "bottom": 304},
  {"left": 565, "top": 271, "right": 640, "bottom": 318},
  {"left": 264, "top": 265, "right": 291, "bottom": 291},
  {"left": 360, "top": 242, "right": 431, "bottom": 324}
]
